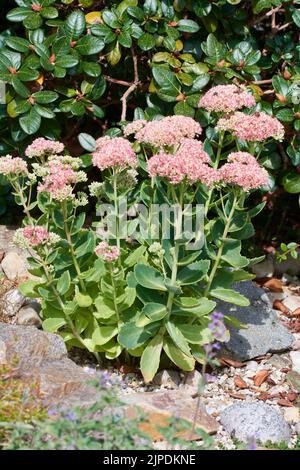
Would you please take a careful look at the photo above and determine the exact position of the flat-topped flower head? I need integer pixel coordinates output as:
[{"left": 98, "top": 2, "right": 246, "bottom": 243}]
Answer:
[
  {"left": 147, "top": 144, "right": 219, "bottom": 187},
  {"left": 176, "top": 138, "right": 210, "bottom": 163},
  {"left": 92, "top": 136, "right": 137, "bottom": 171},
  {"left": 25, "top": 138, "right": 64, "bottom": 159},
  {"left": 37, "top": 161, "right": 86, "bottom": 200},
  {"left": 198, "top": 84, "right": 255, "bottom": 113},
  {"left": 23, "top": 225, "right": 50, "bottom": 246},
  {"left": 14, "top": 226, "right": 60, "bottom": 248},
  {"left": 216, "top": 111, "right": 284, "bottom": 141},
  {"left": 134, "top": 116, "right": 202, "bottom": 148},
  {"left": 48, "top": 155, "right": 82, "bottom": 170},
  {"left": 220, "top": 151, "right": 269, "bottom": 191},
  {"left": 0, "top": 155, "right": 28, "bottom": 176},
  {"left": 95, "top": 241, "right": 120, "bottom": 262},
  {"left": 123, "top": 119, "right": 147, "bottom": 137}
]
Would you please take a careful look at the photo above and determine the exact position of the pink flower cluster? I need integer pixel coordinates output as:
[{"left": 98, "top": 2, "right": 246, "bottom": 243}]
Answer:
[
  {"left": 199, "top": 85, "right": 255, "bottom": 113},
  {"left": 220, "top": 152, "right": 269, "bottom": 191},
  {"left": 95, "top": 241, "right": 120, "bottom": 262},
  {"left": 0, "top": 155, "right": 28, "bottom": 176},
  {"left": 92, "top": 137, "right": 137, "bottom": 171},
  {"left": 216, "top": 111, "right": 284, "bottom": 141},
  {"left": 38, "top": 161, "right": 78, "bottom": 199},
  {"left": 23, "top": 225, "right": 50, "bottom": 246},
  {"left": 123, "top": 119, "right": 147, "bottom": 137},
  {"left": 25, "top": 138, "right": 64, "bottom": 159},
  {"left": 131, "top": 116, "right": 202, "bottom": 148},
  {"left": 147, "top": 139, "right": 219, "bottom": 186}
]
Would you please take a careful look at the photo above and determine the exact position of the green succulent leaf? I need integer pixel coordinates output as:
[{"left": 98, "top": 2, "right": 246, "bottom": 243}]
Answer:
[
  {"left": 140, "top": 332, "right": 163, "bottom": 383},
  {"left": 134, "top": 265, "right": 167, "bottom": 291},
  {"left": 163, "top": 337, "right": 195, "bottom": 371}
]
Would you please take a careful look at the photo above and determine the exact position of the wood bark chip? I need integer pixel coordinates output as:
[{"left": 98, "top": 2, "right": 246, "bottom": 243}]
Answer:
[
  {"left": 273, "top": 299, "right": 291, "bottom": 316},
  {"left": 253, "top": 369, "right": 271, "bottom": 386},
  {"left": 219, "top": 357, "right": 245, "bottom": 368},
  {"left": 227, "top": 391, "right": 247, "bottom": 400},
  {"left": 261, "top": 278, "right": 284, "bottom": 292},
  {"left": 277, "top": 399, "right": 294, "bottom": 407},
  {"left": 234, "top": 375, "right": 248, "bottom": 389}
]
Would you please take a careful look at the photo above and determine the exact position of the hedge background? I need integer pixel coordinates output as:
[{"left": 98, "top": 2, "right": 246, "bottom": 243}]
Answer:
[{"left": 0, "top": 0, "right": 299, "bottom": 243}]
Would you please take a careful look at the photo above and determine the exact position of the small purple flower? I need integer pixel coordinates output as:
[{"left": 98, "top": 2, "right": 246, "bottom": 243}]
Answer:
[
  {"left": 48, "top": 408, "right": 58, "bottom": 417},
  {"left": 205, "top": 373, "right": 218, "bottom": 383},
  {"left": 247, "top": 435, "right": 257, "bottom": 450},
  {"left": 208, "top": 312, "right": 229, "bottom": 342},
  {"left": 64, "top": 412, "right": 77, "bottom": 421},
  {"left": 99, "top": 370, "right": 113, "bottom": 388},
  {"left": 204, "top": 312, "right": 229, "bottom": 360}
]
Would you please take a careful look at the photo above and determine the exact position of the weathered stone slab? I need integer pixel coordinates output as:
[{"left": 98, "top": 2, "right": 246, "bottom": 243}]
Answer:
[
  {"left": 122, "top": 390, "right": 219, "bottom": 440},
  {"left": 219, "top": 282, "right": 294, "bottom": 361},
  {"left": 220, "top": 402, "right": 291, "bottom": 444}
]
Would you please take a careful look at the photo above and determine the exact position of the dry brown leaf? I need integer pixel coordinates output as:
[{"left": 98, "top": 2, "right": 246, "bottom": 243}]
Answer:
[
  {"left": 219, "top": 357, "right": 244, "bottom": 368},
  {"left": 273, "top": 299, "right": 290, "bottom": 315},
  {"left": 277, "top": 399, "right": 294, "bottom": 407},
  {"left": 257, "top": 392, "right": 271, "bottom": 401},
  {"left": 119, "top": 365, "right": 139, "bottom": 374},
  {"left": 228, "top": 392, "right": 247, "bottom": 400},
  {"left": 262, "top": 278, "right": 283, "bottom": 292},
  {"left": 234, "top": 375, "right": 248, "bottom": 389},
  {"left": 266, "top": 377, "right": 276, "bottom": 386},
  {"left": 253, "top": 369, "right": 270, "bottom": 387}
]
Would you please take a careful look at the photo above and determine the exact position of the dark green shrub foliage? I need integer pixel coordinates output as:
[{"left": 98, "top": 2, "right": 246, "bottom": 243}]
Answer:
[{"left": 0, "top": 0, "right": 300, "bottom": 199}]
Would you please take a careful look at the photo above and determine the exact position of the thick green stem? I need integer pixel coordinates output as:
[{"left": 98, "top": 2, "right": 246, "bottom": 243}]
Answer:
[
  {"left": 204, "top": 192, "right": 239, "bottom": 297},
  {"left": 12, "top": 180, "right": 34, "bottom": 224},
  {"left": 112, "top": 170, "right": 120, "bottom": 250},
  {"left": 166, "top": 242, "right": 180, "bottom": 318},
  {"left": 62, "top": 202, "right": 86, "bottom": 292},
  {"left": 109, "top": 264, "right": 120, "bottom": 326},
  {"left": 204, "top": 132, "right": 225, "bottom": 216},
  {"left": 165, "top": 185, "right": 183, "bottom": 319}
]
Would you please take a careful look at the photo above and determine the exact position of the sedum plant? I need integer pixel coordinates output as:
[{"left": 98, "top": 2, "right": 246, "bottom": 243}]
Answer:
[
  {"left": 1, "top": 0, "right": 300, "bottom": 214},
  {"left": 0, "top": 84, "right": 283, "bottom": 382}
]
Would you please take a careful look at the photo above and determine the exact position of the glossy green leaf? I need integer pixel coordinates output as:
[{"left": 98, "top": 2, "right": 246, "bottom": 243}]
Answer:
[{"left": 65, "top": 10, "right": 86, "bottom": 39}]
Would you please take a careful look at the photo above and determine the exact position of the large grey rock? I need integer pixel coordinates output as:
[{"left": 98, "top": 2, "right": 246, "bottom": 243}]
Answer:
[
  {"left": 0, "top": 323, "right": 95, "bottom": 403},
  {"left": 274, "top": 251, "right": 300, "bottom": 276},
  {"left": 218, "top": 282, "right": 294, "bottom": 361},
  {"left": 1, "top": 288, "right": 26, "bottom": 317},
  {"left": 220, "top": 402, "right": 291, "bottom": 444},
  {"left": 1, "top": 251, "right": 27, "bottom": 280},
  {"left": 265, "top": 354, "right": 292, "bottom": 370},
  {"left": 16, "top": 305, "right": 42, "bottom": 328},
  {"left": 252, "top": 257, "right": 274, "bottom": 279},
  {"left": 0, "top": 323, "right": 67, "bottom": 367}
]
